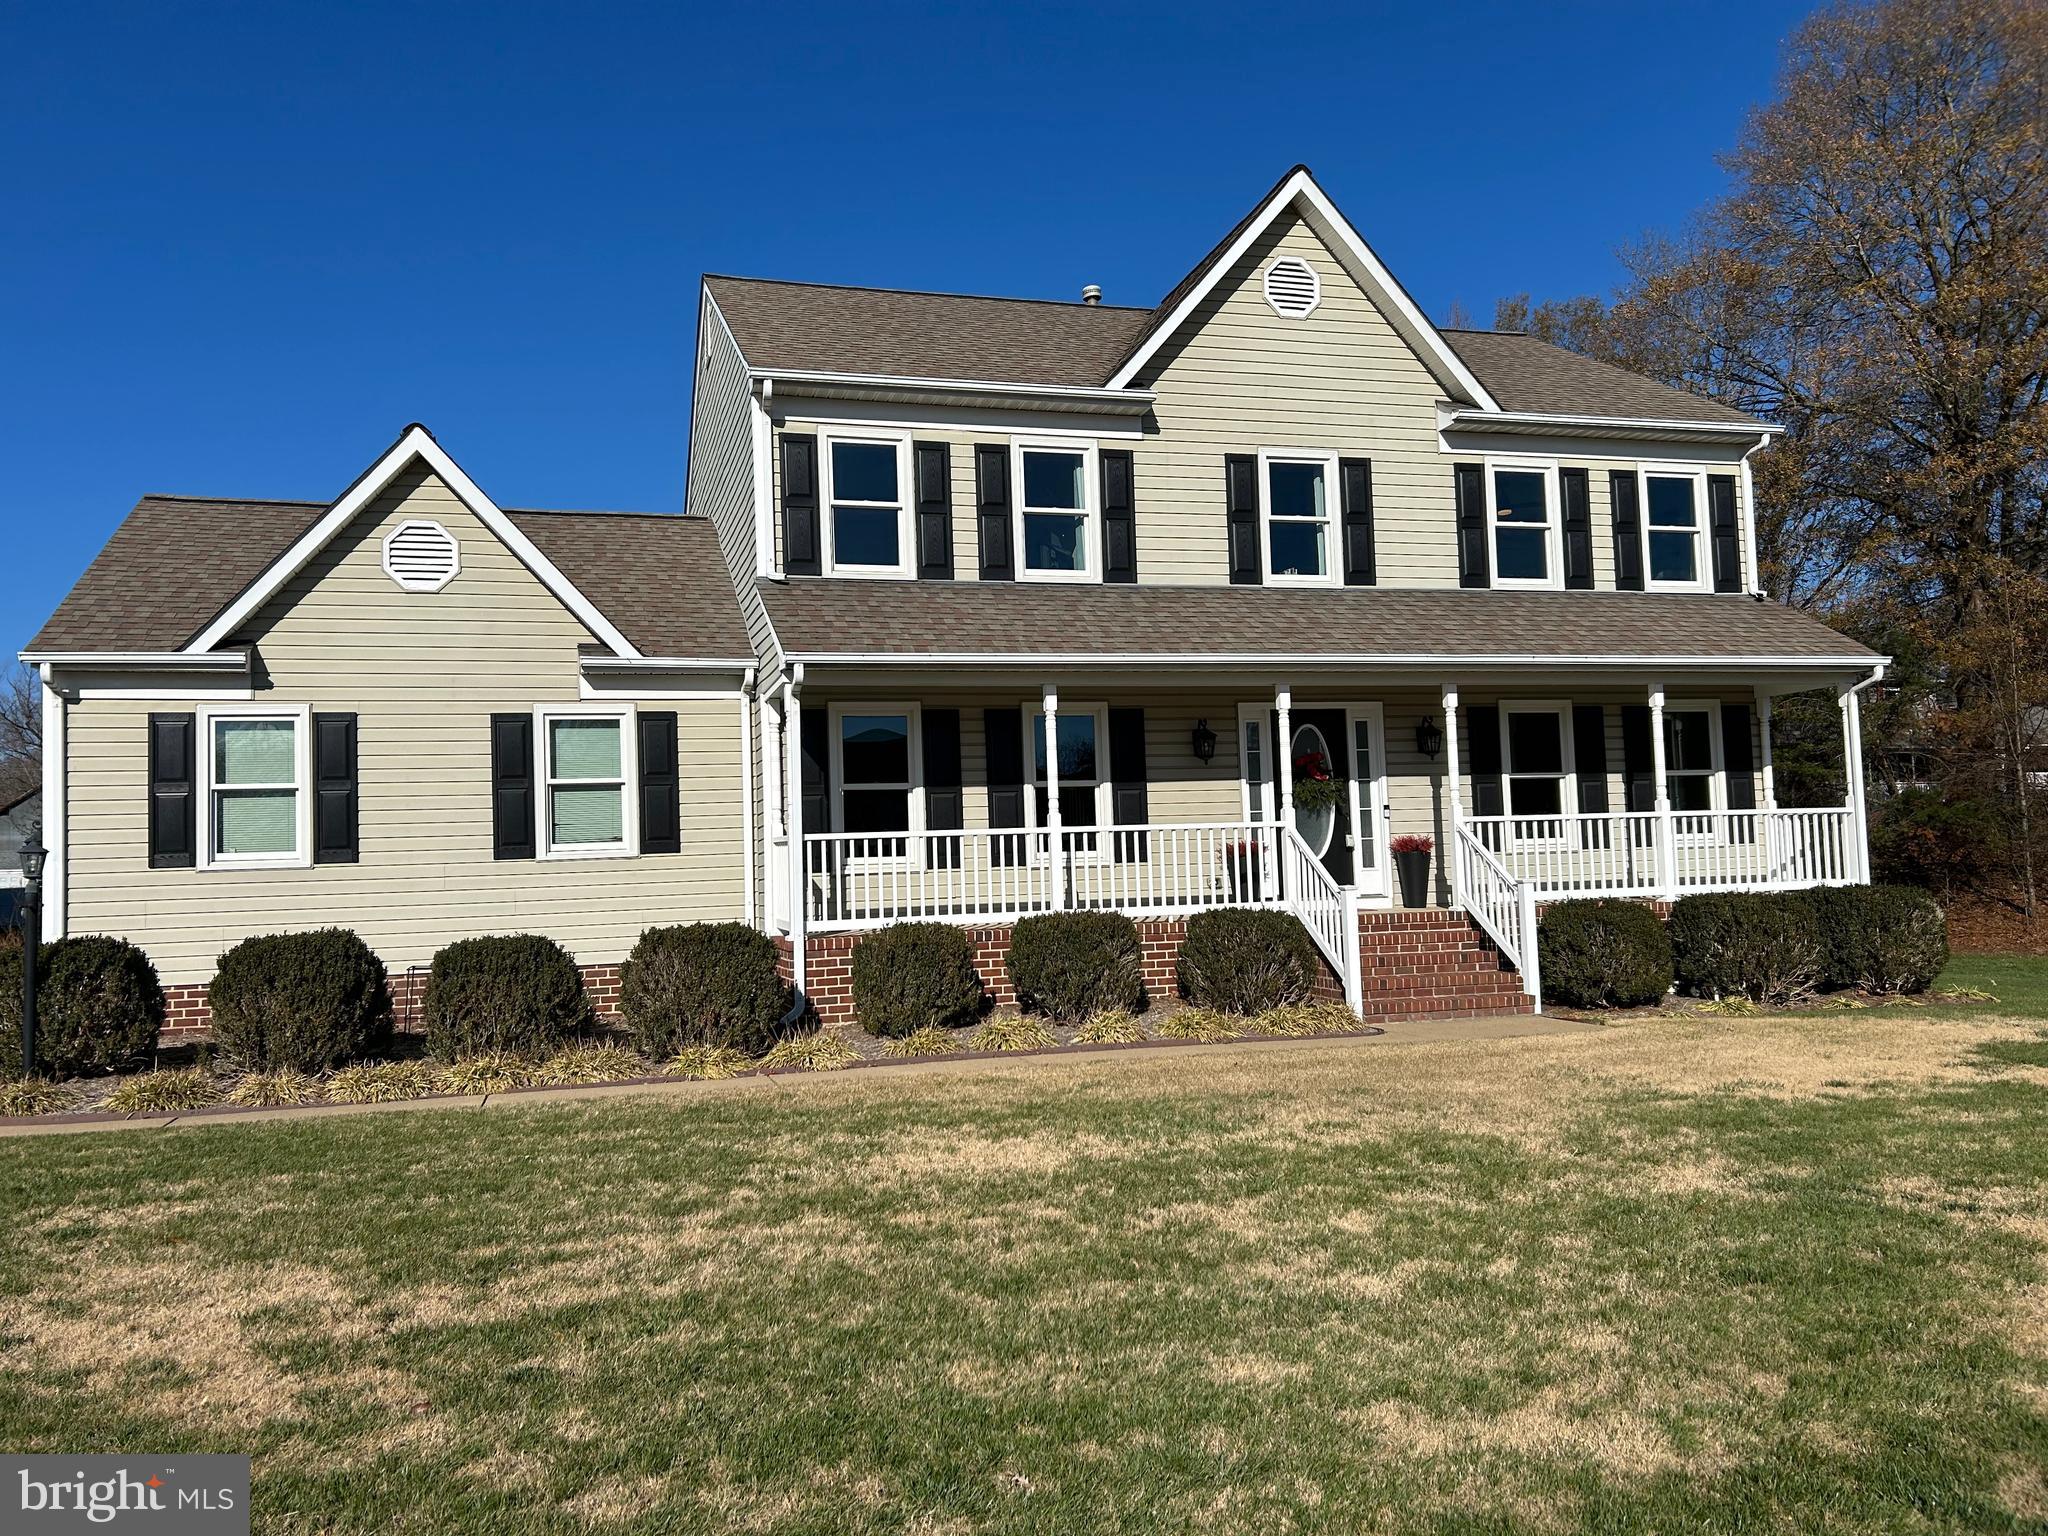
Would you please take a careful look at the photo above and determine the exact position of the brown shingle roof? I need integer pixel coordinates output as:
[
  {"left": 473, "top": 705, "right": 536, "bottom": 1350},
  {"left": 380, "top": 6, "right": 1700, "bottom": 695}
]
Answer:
[
  {"left": 704, "top": 275, "right": 1153, "bottom": 389},
  {"left": 1440, "top": 330, "right": 1760, "bottom": 427},
  {"left": 27, "top": 495, "right": 750, "bottom": 661},
  {"left": 759, "top": 580, "right": 1875, "bottom": 664}
]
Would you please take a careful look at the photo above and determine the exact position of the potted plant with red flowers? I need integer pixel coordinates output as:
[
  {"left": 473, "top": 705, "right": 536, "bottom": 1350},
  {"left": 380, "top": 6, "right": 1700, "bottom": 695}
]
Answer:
[{"left": 1390, "top": 833, "right": 1435, "bottom": 909}]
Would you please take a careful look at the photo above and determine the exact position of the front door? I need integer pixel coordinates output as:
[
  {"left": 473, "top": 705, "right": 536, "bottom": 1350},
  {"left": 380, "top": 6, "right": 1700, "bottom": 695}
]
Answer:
[{"left": 1274, "top": 708, "right": 1354, "bottom": 886}]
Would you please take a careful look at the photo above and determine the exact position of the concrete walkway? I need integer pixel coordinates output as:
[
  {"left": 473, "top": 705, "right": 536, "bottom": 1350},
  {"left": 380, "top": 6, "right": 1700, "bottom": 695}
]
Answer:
[{"left": 0, "top": 1011, "right": 1597, "bottom": 1140}]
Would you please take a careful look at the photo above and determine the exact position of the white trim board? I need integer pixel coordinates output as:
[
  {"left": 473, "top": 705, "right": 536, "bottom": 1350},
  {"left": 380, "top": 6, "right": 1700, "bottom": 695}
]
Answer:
[{"left": 183, "top": 425, "right": 643, "bottom": 658}]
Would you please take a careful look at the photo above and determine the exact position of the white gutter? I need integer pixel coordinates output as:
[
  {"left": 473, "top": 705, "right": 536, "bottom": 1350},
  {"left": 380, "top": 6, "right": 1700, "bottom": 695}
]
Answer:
[
  {"left": 577, "top": 655, "right": 755, "bottom": 673},
  {"left": 19, "top": 649, "right": 252, "bottom": 669},
  {"left": 1443, "top": 408, "right": 1786, "bottom": 441},
  {"left": 781, "top": 650, "right": 1890, "bottom": 671},
  {"left": 751, "top": 369, "right": 1155, "bottom": 414}
]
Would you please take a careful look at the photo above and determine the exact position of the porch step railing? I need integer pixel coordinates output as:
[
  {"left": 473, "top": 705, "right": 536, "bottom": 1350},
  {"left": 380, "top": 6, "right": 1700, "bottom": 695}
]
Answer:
[
  {"left": 1452, "top": 824, "right": 1543, "bottom": 1011},
  {"left": 1462, "top": 806, "right": 1856, "bottom": 900},
  {"left": 1280, "top": 825, "right": 1363, "bottom": 1011}
]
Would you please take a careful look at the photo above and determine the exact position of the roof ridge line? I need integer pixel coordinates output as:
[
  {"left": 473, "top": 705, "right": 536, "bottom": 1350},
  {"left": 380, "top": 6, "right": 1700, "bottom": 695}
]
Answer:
[{"left": 705, "top": 273, "right": 1154, "bottom": 313}]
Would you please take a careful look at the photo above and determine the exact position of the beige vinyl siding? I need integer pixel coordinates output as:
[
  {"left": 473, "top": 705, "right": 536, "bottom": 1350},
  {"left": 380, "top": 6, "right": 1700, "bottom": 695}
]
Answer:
[{"left": 65, "top": 466, "right": 747, "bottom": 985}]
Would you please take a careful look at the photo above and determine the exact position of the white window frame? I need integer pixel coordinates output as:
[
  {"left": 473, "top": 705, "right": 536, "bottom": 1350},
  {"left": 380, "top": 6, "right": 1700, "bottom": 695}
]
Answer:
[
  {"left": 1257, "top": 448, "right": 1341, "bottom": 586},
  {"left": 1662, "top": 698, "right": 1725, "bottom": 830},
  {"left": 1485, "top": 457, "right": 1563, "bottom": 591},
  {"left": 1236, "top": 703, "right": 1273, "bottom": 825},
  {"left": 820, "top": 430, "right": 914, "bottom": 579},
  {"left": 1024, "top": 701, "right": 1113, "bottom": 860},
  {"left": 828, "top": 702, "right": 924, "bottom": 864},
  {"left": 1010, "top": 438, "right": 1100, "bottom": 584},
  {"left": 1499, "top": 700, "right": 1576, "bottom": 840},
  {"left": 1637, "top": 465, "right": 1713, "bottom": 592},
  {"left": 196, "top": 702, "right": 313, "bottom": 871},
  {"left": 535, "top": 703, "right": 639, "bottom": 861}
]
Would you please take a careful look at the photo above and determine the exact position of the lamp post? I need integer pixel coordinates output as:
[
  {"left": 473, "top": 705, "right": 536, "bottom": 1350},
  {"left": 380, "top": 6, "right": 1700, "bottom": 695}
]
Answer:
[{"left": 16, "top": 833, "right": 44, "bottom": 1077}]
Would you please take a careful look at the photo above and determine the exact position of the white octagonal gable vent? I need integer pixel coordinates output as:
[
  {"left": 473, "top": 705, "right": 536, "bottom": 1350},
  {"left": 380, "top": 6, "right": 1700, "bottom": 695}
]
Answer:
[
  {"left": 381, "top": 519, "right": 460, "bottom": 592},
  {"left": 1263, "top": 256, "right": 1322, "bottom": 318}
]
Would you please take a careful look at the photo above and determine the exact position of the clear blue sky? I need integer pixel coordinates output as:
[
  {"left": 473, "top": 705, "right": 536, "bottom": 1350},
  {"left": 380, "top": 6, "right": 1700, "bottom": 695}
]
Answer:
[{"left": 3, "top": 0, "right": 1812, "bottom": 647}]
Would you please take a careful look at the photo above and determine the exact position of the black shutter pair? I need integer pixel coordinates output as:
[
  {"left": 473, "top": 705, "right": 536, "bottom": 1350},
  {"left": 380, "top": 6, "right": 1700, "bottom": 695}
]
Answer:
[
  {"left": 1457, "top": 464, "right": 1594, "bottom": 589},
  {"left": 972, "top": 446, "right": 1139, "bottom": 582},
  {"left": 783, "top": 434, "right": 958, "bottom": 580},
  {"left": 148, "top": 711, "right": 357, "bottom": 867},
  {"left": 982, "top": 705, "right": 1148, "bottom": 864},
  {"left": 1226, "top": 454, "right": 1376, "bottom": 584},
  {"left": 491, "top": 713, "right": 680, "bottom": 859},
  {"left": 1611, "top": 471, "right": 1743, "bottom": 591}
]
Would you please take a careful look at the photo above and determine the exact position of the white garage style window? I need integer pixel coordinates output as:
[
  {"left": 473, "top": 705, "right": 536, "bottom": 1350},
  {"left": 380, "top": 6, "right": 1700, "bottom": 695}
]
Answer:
[
  {"left": 1014, "top": 442, "right": 1097, "bottom": 579},
  {"left": 823, "top": 434, "right": 912, "bottom": 577},
  {"left": 538, "top": 706, "right": 638, "bottom": 858},
  {"left": 200, "top": 706, "right": 309, "bottom": 868}
]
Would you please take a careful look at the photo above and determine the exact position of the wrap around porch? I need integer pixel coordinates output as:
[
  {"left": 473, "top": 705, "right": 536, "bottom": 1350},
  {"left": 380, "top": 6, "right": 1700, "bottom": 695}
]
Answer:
[{"left": 767, "top": 675, "right": 1875, "bottom": 1014}]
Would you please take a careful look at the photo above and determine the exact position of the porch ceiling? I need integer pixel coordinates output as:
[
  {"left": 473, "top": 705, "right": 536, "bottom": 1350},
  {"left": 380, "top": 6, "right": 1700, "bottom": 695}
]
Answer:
[{"left": 761, "top": 580, "right": 1882, "bottom": 673}]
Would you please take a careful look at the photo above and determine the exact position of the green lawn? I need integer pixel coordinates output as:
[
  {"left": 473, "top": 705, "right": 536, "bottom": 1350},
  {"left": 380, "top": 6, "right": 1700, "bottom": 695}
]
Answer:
[{"left": 3, "top": 962, "right": 2047, "bottom": 1534}]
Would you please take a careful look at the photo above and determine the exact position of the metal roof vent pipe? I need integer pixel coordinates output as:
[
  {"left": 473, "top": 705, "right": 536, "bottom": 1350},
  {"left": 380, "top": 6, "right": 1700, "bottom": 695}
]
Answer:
[{"left": 1081, "top": 284, "right": 1102, "bottom": 305}]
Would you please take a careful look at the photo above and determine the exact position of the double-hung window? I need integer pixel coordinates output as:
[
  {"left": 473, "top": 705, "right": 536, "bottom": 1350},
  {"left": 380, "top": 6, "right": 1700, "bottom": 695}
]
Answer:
[
  {"left": 1487, "top": 460, "right": 1560, "bottom": 587},
  {"left": 201, "top": 706, "right": 309, "bottom": 868},
  {"left": 539, "top": 706, "right": 637, "bottom": 858},
  {"left": 1031, "top": 706, "right": 1108, "bottom": 853},
  {"left": 1013, "top": 441, "right": 1096, "bottom": 580},
  {"left": 1260, "top": 450, "right": 1336, "bottom": 582},
  {"left": 1640, "top": 469, "right": 1709, "bottom": 589},
  {"left": 1663, "top": 703, "right": 1720, "bottom": 815},
  {"left": 833, "top": 705, "right": 919, "bottom": 859},
  {"left": 1502, "top": 705, "right": 1572, "bottom": 826},
  {"left": 823, "top": 434, "right": 912, "bottom": 577}
]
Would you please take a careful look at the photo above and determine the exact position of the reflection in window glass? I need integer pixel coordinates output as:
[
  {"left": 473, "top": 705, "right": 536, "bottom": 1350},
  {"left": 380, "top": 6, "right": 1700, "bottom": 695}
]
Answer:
[
  {"left": 1021, "top": 449, "right": 1089, "bottom": 573},
  {"left": 1033, "top": 713, "right": 1101, "bottom": 832},
  {"left": 830, "top": 440, "right": 902, "bottom": 569},
  {"left": 1492, "top": 468, "right": 1551, "bottom": 582},
  {"left": 1646, "top": 476, "right": 1700, "bottom": 583},
  {"left": 1266, "top": 459, "right": 1329, "bottom": 578},
  {"left": 839, "top": 714, "right": 911, "bottom": 840},
  {"left": 1505, "top": 711, "right": 1566, "bottom": 820},
  {"left": 1664, "top": 708, "right": 1716, "bottom": 813}
]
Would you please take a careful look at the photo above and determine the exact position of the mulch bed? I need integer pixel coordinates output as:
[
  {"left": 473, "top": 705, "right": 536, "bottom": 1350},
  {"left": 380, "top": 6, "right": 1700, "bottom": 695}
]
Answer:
[{"left": 1943, "top": 892, "right": 2048, "bottom": 955}]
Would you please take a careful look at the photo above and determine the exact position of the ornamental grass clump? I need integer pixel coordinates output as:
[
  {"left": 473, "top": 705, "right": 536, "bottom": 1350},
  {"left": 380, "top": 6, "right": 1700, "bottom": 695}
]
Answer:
[
  {"left": 535, "top": 1043, "right": 649, "bottom": 1085},
  {"left": 880, "top": 1025, "right": 963, "bottom": 1058},
  {"left": 325, "top": 1061, "right": 440, "bottom": 1103},
  {"left": 435, "top": 1053, "right": 540, "bottom": 1094},
  {"left": 1155, "top": 1008, "right": 1240, "bottom": 1043},
  {"left": 207, "top": 928, "right": 393, "bottom": 1072},
  {"left": 1255, "top": 1001, "right": 1359, "bottom": 1038},
  {"left": 971, "top": 1016, "right": 1056, "bottom": 1052},
  {"left": 760, "top": 1031, "right": 858, "bottom": 1072},
  {"left": 665, "top": 1045, "right": 753, "bottom": 1080},
  {"left": 104, "top": 1068, "right": 219, "bottom": 1114},
  {"left": 0, "top": 1079, "right": 76, "bottom": 1116},
  {"left": 1073, "top": 1009, "right": 1147, "bottom": 1045},
  {"left": 852, "top": 923, "right": 984, "bottom": 1037},
  {"left": 225, "top": 1068, "right": 324, "bottom": 1107}
]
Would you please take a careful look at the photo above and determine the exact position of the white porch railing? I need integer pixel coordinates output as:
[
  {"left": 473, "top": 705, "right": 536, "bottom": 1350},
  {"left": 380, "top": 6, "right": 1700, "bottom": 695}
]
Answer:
[
  {"left": 1452, "top": 824, "right": 1542, "bottom": 1009},
  {"left": 1462, "top": 806, "right": 1857, "bottom": 900},
  {"left": 801, "top": 821, "right": 1282, "bottom": 932},
  {"left": 1280, "top": 826, "right": 1363, "bottom": 1011}
]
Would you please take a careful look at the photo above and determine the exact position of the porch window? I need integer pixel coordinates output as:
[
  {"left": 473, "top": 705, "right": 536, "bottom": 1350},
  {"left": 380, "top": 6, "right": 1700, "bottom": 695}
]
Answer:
[
  {"left": 209, "top": 713, "right": 303, "bottom": 864},
  {"left": 824, "top": 435, "right": 910, "bottom": 576},
  {"left": 836, "top": 710, "right": 916, "bottom": 856},
  {"left": 1503, "top": 707, "right": 1570, "bottom": 819},
  {"left": 1643, "top": 471, "right": 1707, "bottom": 587},
  {"left": 1242, "top": 718, "right": 1265, "bottom": 821},
  {"left": 1488, "top": 462, "right": 1558, "bottom": 586},
  {"left": 1261, "top": 453, "right": 1335, "bottom": 581},
  {"left": 542, "top": 711, "right": 635, "bottom": 858},
  {"left": 1032, "top": 709, "right": 1106, "bottom": 847},
  {"left": 1015, "top": 444, "right": 1095, "bottom": 578},
  {"left": 1663, "top": 705, "right": 1719, "bottom": 812}
]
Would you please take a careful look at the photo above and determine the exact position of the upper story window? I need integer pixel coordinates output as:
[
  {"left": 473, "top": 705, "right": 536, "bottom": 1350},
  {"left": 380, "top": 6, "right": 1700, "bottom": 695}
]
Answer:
[
  {"left": 823, "top": 433, "right": 912, "bottom": 578},
  {"left": 203, "top": 708, "right": 308, "bottom": 868},
  {"left": 1013, "top": 441, "right": 1097, "bottom": 580},
  {"left": 1260, "top": 450, "right": 1337, "bottom": 584},
  {"left": 1488, "top": 460, "right": 1560, "bottom": 588},
  {"left": 1641, "top": 469, "right": 1709, "bottom": 589}
]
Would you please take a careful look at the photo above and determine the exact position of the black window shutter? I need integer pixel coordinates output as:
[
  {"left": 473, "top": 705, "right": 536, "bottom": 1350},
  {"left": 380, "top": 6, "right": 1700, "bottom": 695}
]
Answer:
[
  {"left": 800, "top": 708, "right": 830, "bottom": 836},
  {"left": 1610, "top": 471, "right": 1644, "bottom": 590},
  {"left": 1560, "top": 467, "right": 1594, "bottom": 590},
  {"left": 984, "top": 707, "right": 1025, "bottom": 866},
  {"left": 1101, "top": 449, "right": 1137, "bottom": 583},
  {"left": 914, "top": 441, "right": 953, "bottom": 581},
  {"left": 147, "top": 712, "right": 196, "bottom": 869},
  {"left": 1340, "top": 456, "right": 1376, "bottom": 586},
  {"left": 312, "top": 712, "right": 359, "bottom": 864},
  {"left": 638, "top": 711, "right": 680, "bottom": 854},
  {"left": 490, "top": 713, "right": 536, "bottom": 860},
  {"left": 1571, "top": 704, "right": 1609, "bottom": 814},
  {"left": 975, "top": 445, "right": 1014, "bottom": 581},
  {"left": 780, "top": 433, "right": 820, "bottom": 576},
  {"left": 1225, "top": 454, "right": 1261, "bottom": 585},
  {"left": 1454, "top": 462, "right": 1490, "bottom": 588},
  {"left": 1708, "top": 474, "right": 1742, "bottom": 591},
  {"left": 1721, "top": 700, "right": 1757, "bottom": 810},
  {"left": 1620, "top": 704, "right": 1655, "bottom": 811},
  {"left": 1467, "top": 704, "right": 1504, "bottom": 817},
  {"left": 1108, "top": 707, "right": 1149, "bottom": 863},
  {"left": 922, "top": 708, "right": 963, "bottom": 869}
]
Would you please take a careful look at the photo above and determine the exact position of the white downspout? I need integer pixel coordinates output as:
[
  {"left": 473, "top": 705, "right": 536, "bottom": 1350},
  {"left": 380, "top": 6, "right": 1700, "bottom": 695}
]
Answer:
[
  {"left": 1739, "top": 431, "right": 1770, "bottom": 597},
  {"left": 738, "top": 666, "right": 756, "bottom": 931},
  {"left": 40, "top": 663, "right": 66, "bottom": 940},
  {"left": 1842, "top": 663, "right": 1887, "bottom": 884},
  {"left": 780, "top": 663, "right": 807, "bottom": 1017}
]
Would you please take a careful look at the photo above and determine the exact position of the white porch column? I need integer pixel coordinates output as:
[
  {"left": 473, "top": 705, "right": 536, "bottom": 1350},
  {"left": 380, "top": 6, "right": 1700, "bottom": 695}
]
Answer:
[
  {"left": 1648, "top": 680, "right": 1673, "bottom": 896},
  {"left": 1440, "top": 684, "right": 1463, "bottom": 827},
  {"left": 781, "top": 671, "right": 807, "bottom": 998},
  {"left": 1275, "top": 685, "right": 1295, "bottom": 828},
  {"left": 1042, "top": 682, "right": 1065, "bottom": 909},
  {"left": 1757, "top": 689, "right": 1778, "bottom": 809},
  {"left": 1839, "top": 680, "right": 1869, "bottom": 883}
]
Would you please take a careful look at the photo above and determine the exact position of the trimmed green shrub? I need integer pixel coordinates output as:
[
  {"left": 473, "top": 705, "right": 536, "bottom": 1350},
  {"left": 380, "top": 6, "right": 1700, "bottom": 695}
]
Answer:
[
  {"left": 1668, "top": 892, "right": 1822, "bottom": 1006},
  {"left": 1538, "top": 899, "right": 1673, "bottom": 1009},
  {"left": 422, "top": 934, "right": 591, "bottom": 1060},
  {"left": 207, "top": 928, "right": 393, "bottom": 1072},
  {"left": 0, "top": 935, "right": 163, "bottom": 1079},
  {"left": 851, "top": 922, "right": 983, "bottom": 1038},
  {"left": 1807, "top": 885, "right": 1949, "bottom": 994},
  {"left": 619, "top": 922, "right": 785, "bottom": 1056},
  {"left": 1006, "top": 911, "right": 1146, "bottom": 1023},
  {"left": 1176, "top": 908, "right": 1319, "bottom": 1015}
]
